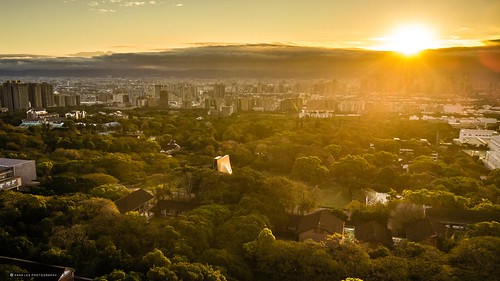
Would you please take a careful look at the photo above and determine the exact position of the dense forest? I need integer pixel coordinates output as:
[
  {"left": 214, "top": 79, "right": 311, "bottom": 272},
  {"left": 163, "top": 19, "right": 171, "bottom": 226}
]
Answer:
[{"left": 0, "top": 107, "right": 499, "bottom": 281}]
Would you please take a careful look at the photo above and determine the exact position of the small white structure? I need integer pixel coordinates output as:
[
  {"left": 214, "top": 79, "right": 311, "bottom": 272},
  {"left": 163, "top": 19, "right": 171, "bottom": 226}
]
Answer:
[{"left": 214, "top": 155, "right": 232, "bottom": 174}]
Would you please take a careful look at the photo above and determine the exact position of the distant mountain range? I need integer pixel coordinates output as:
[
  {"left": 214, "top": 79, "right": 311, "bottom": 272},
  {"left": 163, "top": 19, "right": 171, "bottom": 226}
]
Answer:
[{"left": 0, "top": 43, "right": 499, "bottom": 79}]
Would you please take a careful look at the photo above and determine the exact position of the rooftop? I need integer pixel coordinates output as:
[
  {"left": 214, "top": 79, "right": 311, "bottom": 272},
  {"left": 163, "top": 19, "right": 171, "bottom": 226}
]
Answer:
[
  {"left": 114, "top": 188, "right": 154, "bottom": 213},
  {"left": 0, "top": 158, "right": 35, "bottom": 167}
]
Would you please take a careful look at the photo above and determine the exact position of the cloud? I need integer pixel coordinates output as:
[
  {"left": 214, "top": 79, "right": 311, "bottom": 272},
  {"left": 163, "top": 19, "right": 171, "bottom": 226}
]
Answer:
[
  {"left": 1, "top": 44, "right": 499, "bottom": 78},
  {"left": 484, "top": 39, "right": 500, "bottom": 46},
  {"left": 175, "top": 3, "right": 183, "bottom": 6},
  {"left": 122, "top": 1, "right": 146, "bottom": 6},
  {"left": 92, "top": 8, "right": 116, "bottom": 13},
  {"left": 149, "top": 1, "right": 157, "bottom": 4},
  {"left": 89, "top": 1, "right": 99, "bottom": 6}
]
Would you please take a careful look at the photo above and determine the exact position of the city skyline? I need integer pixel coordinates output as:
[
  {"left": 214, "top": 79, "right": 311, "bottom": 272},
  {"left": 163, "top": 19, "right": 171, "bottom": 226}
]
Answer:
[{"left": 1, "top": 0, "right": 499, "bottom": 57}]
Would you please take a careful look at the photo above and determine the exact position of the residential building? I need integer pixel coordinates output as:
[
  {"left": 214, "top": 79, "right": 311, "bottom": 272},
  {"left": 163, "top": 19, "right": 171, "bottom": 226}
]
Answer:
[
  {"left": 114, "top": 188, "right": 155, "bottom": 219},
  {"left": 353, "top": 221, "right": 393, "bottom": 248},
  {"left": 297, "top": 210, "right": 345, "bottom": 242},
  {"left": 65, "top": 110, "right": 87, "bottom": 119},
  {"left": 2, "top": 81, "right": 30, "bottom": 111}
]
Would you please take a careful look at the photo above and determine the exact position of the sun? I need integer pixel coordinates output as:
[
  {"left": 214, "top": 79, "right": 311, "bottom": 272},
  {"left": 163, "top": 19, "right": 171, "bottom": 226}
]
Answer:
[{"left": 380, "top": 25, "right": 438, "bottom": 55}]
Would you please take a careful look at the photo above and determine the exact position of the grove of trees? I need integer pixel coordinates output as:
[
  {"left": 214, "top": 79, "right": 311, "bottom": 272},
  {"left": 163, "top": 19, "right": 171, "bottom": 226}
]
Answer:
[{"left": 0, "top": 107, "right": 498, "bottom": 280}]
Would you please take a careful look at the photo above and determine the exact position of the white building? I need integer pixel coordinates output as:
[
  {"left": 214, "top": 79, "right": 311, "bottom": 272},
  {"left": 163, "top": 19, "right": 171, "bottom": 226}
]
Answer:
[
  {"left": 454, "top": 129, "right": 497, "bottom": 147},
  {"left": 485, "top": 135, "right": 500, "bottom": 170},
  {"left": 442, "top": 104, "right": 463, "bottom": 114}
]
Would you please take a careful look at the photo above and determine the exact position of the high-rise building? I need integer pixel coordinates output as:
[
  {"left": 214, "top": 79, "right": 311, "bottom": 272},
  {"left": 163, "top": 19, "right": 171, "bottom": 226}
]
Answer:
[
  {"left": 28, "top": 83, "right": 43, "bottom": 108},
  {"left": 2, "top": 81, "right": 55, "bottom": 111},
  {"left": 0, "top": 84, "right": 3, "bottom": 107},
  {"left": 40, "top": 82, "right": 55, "bottom": 108},
  {"left": 2, "top": 81, "right": 30, "bottom": 112},
  {"left": 155, "top": 85, "right": 169, "bottom": 108},
  {"left": 213, "top": 84, "right": 225, "bottom": 99}
]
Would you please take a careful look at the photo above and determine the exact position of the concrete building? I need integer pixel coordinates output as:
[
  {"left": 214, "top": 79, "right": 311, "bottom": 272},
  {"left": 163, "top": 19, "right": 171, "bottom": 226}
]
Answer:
[
  {"left": 454, "top": 129, "right": 497, "bottom": 147},
  {"left": 485, "top": 135, "right": 500, "bottom": 170},
  {"left": 2, "top": 81, "right": 30, "bottom": 112},
  {"left": 213, "top": 83, "right": 226, "bottom": 99},
  {"left": 1, "top": 81, "right": 55, "bottom": 112},
  {"left": 155, "top": 84, "right": 169, "bottom": 108},
  {"left": 0, "top": 158, "right": 37, "bottom": 191}
]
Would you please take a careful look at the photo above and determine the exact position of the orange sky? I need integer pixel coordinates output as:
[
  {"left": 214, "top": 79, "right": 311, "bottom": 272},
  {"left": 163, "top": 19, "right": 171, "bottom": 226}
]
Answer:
[{"left": 1, "top": 0, "right": 499, "bottom": 56}]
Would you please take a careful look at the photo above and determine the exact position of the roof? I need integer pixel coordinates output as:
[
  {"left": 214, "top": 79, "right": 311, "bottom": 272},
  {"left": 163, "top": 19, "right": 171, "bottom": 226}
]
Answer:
[
  {"left": 354, "top": 221, "right": 393, "bottom": 248},
  {"left": 426, "top": 207, "right": 500, "bottom": 223},
  {"left": 404, "top": 217, "right": 436, "bottom": 242},
  {"left": 297, "top": 210, "right": 345, "bottom": 234},
  {"left": 114, "top": 189, "right": 154, "bottom": 213},
  {"left": 0, "top": 158, "right": 34, "bottom": 167}
]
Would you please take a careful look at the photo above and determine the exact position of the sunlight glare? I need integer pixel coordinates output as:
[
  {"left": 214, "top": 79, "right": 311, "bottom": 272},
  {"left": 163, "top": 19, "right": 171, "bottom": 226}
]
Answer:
[{"left": 382, "top": 25, "right": 438, "bottom": 55}]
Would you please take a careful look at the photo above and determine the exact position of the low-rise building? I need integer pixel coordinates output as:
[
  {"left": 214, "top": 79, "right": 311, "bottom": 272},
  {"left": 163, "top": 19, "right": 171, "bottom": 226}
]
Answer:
[
  {"left": 297, "top": 210, "right": 345, "bottom": 242},
  {"left": 485, "top": 135, "right": 500, "bottom": 169},
  {"left": 0, "top": 158, "right": 37, "bottom": 191},
  {"left": 454, "top": 129, "right": 497, "bottom": 147},
  {"left": 114, "top": 188, "right": 155, "bottom": 219}
]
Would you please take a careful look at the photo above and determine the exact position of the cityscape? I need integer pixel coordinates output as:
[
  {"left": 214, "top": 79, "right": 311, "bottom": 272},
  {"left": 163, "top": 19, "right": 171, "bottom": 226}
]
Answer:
[{"left": 1, "top": 0, "right": 499, "bottom": 280}]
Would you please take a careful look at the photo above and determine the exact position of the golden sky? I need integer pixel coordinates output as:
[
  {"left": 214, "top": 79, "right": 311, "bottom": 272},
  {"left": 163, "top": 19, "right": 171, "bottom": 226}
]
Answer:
[{"left": 1, "top": 0, "right": 499, "bottom": 56}]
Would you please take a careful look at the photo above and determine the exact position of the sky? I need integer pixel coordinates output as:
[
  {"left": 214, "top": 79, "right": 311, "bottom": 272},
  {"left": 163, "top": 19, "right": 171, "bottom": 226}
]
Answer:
[{"left": 1, "top": 0, "right": 499, "bottom": 56}]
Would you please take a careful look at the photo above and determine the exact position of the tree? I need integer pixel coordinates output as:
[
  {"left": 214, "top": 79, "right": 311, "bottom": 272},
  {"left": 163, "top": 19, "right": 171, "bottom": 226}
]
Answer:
[
  {"left": 90, "top": 184, "right": 130, "bottom": 200},
  {"left": 388, "top": 203, "right": 425, "bottom": 235},
  {"left": 372, "top": 138, "right": 400, "bottom": 154},
  {"left": 147, "top": 266, "right": 178, "bottom": 281},
  {"left": 402, "top": 189, "right": 470, "bottom": 209},
  {"left": 36, "top": 161, "right": 54, "bottom": 182},
  {"left": 142, "top": 248, "right": 172, "bottom": 269},
  {"left": 408, "top": 156, "right": 446, "bottom": 175},
  {"left": 263, "top": 177, "right": 316, "bottom": 214},
  {"left": 79, "top": 173, "right": 120, "bottom": 191},
  {"left": 367, "top": 255, "right": 409, "bottom": 281},
  {"left": 215, "top": 213, "right": 270, "bottom": 254},
  {"left": 464, "top": 221, "right": 500, "bottom": 238},
  {"left": 448, "top": 236, "right": 500, "bottom": 281},
  {"left": 199, "top": 249, "right": 253, "bottom": 281},
  {"left": 290, "top": 156, "right": 329, "bottom": 184},
  {"left": 244, "top": 229, "right": 343, "bottom": 281},
  {"left": 331, "top": 155, "right": 372, "bottom": 179},
  {"left": 170, "top": 262, "right": 227, "bottom": 281}
]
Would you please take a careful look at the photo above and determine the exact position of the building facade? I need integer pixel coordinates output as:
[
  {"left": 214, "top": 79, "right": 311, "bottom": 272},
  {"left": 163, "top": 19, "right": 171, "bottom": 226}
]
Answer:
[{"left": 0, "top": 158, "right": 37, "bottom": 191}]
